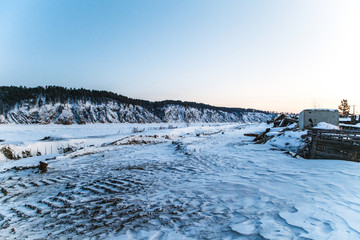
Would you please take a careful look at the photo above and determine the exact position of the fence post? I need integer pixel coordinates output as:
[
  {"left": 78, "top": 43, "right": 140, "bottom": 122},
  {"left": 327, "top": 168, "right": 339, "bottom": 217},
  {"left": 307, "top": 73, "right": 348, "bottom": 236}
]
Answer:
[{"left": 310, "top": 137, "right": 317, "bottom": 159}]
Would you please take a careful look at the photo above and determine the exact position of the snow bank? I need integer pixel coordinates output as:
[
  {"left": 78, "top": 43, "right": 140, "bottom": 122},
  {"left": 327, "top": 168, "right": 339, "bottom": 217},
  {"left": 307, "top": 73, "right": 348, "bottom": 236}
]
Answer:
[{"left": 313, "top": 122, "right": 339, "bottom": 130}]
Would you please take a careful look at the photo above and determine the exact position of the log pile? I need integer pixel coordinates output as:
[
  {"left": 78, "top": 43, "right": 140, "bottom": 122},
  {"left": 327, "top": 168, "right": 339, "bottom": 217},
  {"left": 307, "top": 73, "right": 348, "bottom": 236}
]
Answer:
[
  {"left": 269, "top": 114, "right": 298, "bottom": 128},
  {"left": 245, "top": 128, "right": 274, "bottom": 144},
  {"left": 245, "top": 114, "right": 309, "bottom": 157}
]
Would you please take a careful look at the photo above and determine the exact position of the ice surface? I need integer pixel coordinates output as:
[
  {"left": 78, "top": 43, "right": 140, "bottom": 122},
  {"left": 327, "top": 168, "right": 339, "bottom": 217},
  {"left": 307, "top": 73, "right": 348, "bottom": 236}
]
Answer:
[
  {"left": 231, "top": 220, "right": 256, "bottom": 235},
  {"left": 0, "top": 123, "right": 360, "bottom": 239}
]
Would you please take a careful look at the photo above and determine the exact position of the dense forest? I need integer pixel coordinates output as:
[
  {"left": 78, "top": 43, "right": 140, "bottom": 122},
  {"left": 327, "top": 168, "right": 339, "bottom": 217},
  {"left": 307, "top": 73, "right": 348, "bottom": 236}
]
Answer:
[{"left": 0, "top": 86, "right": 271, "bottom": 116}]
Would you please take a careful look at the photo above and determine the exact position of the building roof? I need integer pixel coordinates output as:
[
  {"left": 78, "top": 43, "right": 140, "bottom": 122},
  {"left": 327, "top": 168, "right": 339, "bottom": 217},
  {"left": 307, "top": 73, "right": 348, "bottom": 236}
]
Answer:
[{"left": 302, "top": 109, "right": 338, "bottom": 112}]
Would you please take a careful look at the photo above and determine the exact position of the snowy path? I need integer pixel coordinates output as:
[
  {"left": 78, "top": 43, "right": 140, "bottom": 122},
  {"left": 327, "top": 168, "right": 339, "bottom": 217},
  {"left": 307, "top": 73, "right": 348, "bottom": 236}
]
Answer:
[{"left": 0, "top": 124, "right": 360, "bottom": 239}]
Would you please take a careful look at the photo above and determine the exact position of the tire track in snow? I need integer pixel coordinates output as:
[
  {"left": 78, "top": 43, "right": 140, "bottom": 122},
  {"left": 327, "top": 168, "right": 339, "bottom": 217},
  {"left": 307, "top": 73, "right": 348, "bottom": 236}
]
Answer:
[{"left": 0, "top": 126, "right": 360, "bottom": 239}]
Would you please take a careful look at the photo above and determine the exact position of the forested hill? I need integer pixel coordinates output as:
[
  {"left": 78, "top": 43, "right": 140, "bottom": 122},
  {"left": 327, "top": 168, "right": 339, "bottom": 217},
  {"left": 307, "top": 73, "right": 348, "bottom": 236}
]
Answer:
[{"left": 0, "top": 86, "right": 273, "bottom": 124}]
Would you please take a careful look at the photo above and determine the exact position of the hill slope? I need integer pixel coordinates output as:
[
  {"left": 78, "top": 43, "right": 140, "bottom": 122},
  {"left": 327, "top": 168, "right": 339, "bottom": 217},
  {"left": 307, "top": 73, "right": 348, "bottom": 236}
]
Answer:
[{"left": 0, "top": 86, "right": 273, "bottom": 124}]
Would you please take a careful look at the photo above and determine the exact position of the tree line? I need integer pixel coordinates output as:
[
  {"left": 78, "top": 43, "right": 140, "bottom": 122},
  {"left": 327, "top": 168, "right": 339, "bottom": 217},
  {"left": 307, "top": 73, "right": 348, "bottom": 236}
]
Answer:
[{"left": 0, "top": 86, "right": 271, "bottom": 115}]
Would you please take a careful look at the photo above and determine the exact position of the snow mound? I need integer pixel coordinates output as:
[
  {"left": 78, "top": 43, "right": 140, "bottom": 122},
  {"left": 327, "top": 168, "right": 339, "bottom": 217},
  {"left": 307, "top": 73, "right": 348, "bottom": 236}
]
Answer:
[
  {"left": 313, "top": 122, "right": 339, "bottom": 130},
  {"left": 109, "top": 135, "right": 167, "bottom": 146},
  {"left": 267, "top": 130, "right": 307, "bottom": 152}
]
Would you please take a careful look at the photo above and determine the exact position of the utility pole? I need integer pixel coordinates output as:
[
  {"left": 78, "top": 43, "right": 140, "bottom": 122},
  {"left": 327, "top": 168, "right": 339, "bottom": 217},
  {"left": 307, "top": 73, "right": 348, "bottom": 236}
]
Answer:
[
  {"left": 351, "top": 105, "right": 356, "bottom": 115},
  {"left": 351, "top": 105, "right": 357, "bottom": 123}
]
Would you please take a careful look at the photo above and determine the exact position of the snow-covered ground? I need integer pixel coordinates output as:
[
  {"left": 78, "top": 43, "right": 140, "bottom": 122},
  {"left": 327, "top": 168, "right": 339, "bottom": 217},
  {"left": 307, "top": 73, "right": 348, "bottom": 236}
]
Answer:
[{"left": 0, "top": 123, "right": 360, "bottom": 239}]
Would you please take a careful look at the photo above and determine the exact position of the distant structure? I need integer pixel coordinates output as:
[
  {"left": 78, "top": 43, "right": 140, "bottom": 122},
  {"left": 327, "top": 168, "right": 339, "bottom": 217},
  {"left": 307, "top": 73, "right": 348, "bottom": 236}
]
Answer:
[{"left": 299, "top": 109, "right": 339, "bottom": 130}]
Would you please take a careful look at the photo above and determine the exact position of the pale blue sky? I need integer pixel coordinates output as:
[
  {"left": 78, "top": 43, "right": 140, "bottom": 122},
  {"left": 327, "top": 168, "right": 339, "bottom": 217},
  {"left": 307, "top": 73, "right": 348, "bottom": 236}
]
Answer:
[{"left": 1, "top": 0, "right": 359, "bottom": 112}]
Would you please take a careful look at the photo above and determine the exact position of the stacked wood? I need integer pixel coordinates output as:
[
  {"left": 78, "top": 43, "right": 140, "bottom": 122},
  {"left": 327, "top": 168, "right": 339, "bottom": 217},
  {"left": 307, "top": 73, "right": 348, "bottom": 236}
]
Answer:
[
  {"left": 306, "top": 128, "right": 360, "bottom": 162},
  {"left": 272, "top": 114, "right": 298, "bottom": 127},
  {"left": 254, "top": 128, "right": 271, "bottom": 141},
  {"left": 245, "top": 128, "right": 273, "bottom": 144}
]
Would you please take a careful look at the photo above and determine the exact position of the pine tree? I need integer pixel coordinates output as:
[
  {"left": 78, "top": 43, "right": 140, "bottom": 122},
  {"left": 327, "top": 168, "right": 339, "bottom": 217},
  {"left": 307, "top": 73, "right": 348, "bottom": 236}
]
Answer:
[{"left": 338, "top": 99, "right": 350, "bottom": 117}]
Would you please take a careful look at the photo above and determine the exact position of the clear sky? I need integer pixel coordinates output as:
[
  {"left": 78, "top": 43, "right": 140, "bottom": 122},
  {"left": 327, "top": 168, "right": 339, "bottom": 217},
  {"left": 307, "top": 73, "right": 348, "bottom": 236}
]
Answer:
[{"left": 1, "top": 0, "right": 359, "bottom": 113}]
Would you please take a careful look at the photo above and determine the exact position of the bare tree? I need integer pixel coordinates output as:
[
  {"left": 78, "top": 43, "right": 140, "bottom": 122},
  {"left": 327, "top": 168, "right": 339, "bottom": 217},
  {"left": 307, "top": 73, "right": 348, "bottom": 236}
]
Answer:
[{"left": 312, "top": 99, "right": 320, "bottom": 109}]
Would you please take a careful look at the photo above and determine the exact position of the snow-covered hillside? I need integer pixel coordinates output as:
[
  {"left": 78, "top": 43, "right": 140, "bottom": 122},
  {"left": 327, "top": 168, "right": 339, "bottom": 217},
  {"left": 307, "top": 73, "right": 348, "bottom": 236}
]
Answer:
[{"left": 0, "top": 101, "right": 271, "bottom": 124}]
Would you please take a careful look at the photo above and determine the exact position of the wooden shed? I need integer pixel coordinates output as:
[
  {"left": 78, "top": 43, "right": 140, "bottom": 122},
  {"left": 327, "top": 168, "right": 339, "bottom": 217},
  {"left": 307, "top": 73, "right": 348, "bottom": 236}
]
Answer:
[{"left": 299, "top": 109, "right": 339, "bottom": 130}]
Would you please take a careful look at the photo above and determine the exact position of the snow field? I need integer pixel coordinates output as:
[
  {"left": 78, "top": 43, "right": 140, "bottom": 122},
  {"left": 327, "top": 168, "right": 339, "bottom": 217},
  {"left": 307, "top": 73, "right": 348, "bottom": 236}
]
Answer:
[{"left": 0, "top": 123, "right": 359, "bottom": 239}]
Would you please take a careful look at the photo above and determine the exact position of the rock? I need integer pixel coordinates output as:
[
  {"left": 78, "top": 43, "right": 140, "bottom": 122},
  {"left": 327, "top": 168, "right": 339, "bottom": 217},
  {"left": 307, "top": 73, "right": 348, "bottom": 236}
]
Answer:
[{"left": 39, "top": 161, "right": 48, "bottom": 173}]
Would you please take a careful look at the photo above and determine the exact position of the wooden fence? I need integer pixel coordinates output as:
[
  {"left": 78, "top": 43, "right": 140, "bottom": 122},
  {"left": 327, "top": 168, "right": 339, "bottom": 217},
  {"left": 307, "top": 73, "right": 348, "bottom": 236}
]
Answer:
[{"left": 307, "top": 128, "right": 360, "bottom": 162}]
